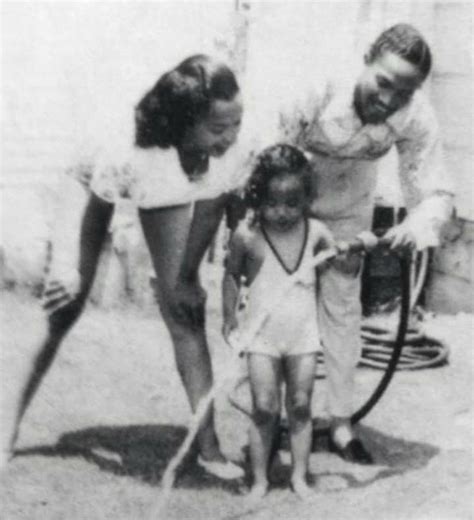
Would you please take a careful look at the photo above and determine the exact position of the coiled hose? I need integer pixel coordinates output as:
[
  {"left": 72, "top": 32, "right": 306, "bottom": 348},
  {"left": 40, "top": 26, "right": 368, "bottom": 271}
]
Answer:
[
  {"left": 318, "top": 254, "right": 449, "bottom": 431},
  {"left": 359, "top": 325, "right": 449, "bottom": 371}
]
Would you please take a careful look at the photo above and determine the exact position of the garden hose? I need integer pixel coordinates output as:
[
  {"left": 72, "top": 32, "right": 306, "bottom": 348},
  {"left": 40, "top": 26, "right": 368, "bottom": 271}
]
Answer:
[
  {"left": 350, "top": 255, "right": 411, "bottom": 425},
  {"left": 313, "top": 254, "right": 449, "bottom": 436}
]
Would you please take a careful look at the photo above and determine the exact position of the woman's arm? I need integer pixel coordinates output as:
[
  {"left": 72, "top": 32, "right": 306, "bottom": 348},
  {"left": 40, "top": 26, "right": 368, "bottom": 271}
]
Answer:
[
  {"left": 178, "top": 194, "right": 229, "bottom": 283},
  {"left": 222, "top": 230, "right": 247, "bottom": 341},
  {"left": 44, "top": 190, "right": 114, "bottom": 313},
  {"left": 173, "top": 194, "right": 229, "bottom": 327},
  {"left": 48, "top": 173, "right": 90, "bottom": 280}
]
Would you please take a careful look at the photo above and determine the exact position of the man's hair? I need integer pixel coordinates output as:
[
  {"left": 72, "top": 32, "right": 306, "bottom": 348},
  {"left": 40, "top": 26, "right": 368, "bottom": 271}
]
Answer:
[
  {"left": 245, "top": 144, "right": 312, "bottom": 209},
  {"left": 367, "top": 24, "right": 432, "bottom": 79},
  {"left": 135, "top": 55, "right": 239, "bottom": 149}
]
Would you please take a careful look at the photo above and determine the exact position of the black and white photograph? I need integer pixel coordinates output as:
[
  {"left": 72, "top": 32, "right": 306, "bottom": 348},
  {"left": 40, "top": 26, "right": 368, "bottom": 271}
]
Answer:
[{"left": 1, "top": 1, "right": 472, "bottom": 518}]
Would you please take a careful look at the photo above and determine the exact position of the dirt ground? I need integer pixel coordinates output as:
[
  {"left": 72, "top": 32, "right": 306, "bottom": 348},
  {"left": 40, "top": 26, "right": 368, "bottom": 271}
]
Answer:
[{"left": 0, "top": 279, "right": 472, "bottom": 520}]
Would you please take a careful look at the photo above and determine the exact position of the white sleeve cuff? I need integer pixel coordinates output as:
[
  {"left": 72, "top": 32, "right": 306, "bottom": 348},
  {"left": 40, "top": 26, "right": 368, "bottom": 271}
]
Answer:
[{"left": 404, "top": 193, "right": 454, "bottom": 250}]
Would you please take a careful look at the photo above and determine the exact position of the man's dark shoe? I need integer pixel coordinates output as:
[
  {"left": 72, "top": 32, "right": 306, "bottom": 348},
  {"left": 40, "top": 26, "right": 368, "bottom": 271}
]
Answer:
[{"left": 328, "top": 437, "right": 374, "bottom": 465}]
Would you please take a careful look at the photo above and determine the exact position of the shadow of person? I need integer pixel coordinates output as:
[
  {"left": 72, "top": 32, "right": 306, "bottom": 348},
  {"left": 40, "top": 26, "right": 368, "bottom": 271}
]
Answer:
[
  {"left": 256, "top": 422, "right": 439, "bottom": 491},
  {"left": 13, "top": 424, "right": 244, "bottom": 494},
  {"left": 315, "top": 423, "right": 439, "bottom": 470}
]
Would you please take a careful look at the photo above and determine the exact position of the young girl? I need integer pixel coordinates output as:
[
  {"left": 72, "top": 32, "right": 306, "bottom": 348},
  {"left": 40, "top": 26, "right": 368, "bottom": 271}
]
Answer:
[{"left": 222, "top": 144, "right": 334, "bottom": 500}]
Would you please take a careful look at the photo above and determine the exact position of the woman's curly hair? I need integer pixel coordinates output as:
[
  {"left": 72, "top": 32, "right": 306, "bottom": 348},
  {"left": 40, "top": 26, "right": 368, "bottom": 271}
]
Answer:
[
  {"left": 367, "top": 24, "right": 432, "bottom": 80},
  {"left": 135, "top": 55, "right": 239, "bottom": 149},
  {"left": 245, "top": 144, "right": 313, "bottom": 209}
]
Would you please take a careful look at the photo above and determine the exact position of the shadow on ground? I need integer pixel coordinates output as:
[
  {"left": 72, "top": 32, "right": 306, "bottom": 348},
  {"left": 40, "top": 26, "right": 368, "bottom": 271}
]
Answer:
[
  {"left": 268, "top": 422, "right": 439, "bottom": 491},
  {"left": 14, "top": 422, "right": 439, "bottom": 495},
  {"left": 13, "top": 424, "right": 245, "bottom": 494}
]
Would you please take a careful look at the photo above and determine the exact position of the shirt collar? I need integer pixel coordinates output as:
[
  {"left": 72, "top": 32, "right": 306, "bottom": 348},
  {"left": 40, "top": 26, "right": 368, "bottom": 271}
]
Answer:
[{"left": 319, "top": 67, "right": 364, "bottom": 146}]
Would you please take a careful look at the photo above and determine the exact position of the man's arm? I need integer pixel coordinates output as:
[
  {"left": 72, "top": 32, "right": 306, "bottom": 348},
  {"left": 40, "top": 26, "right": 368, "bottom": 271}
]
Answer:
[{"left": 387, "top": 93, "right": 455, "bottom": 251}]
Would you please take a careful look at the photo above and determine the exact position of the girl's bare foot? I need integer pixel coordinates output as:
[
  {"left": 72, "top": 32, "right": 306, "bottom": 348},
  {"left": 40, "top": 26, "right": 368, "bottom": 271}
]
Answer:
[
  {"left": 291, "top": 478, "right": 314, "bottom": 500},
  {"left": 247, "top": 482, "right": 268, "bottom": 503}
]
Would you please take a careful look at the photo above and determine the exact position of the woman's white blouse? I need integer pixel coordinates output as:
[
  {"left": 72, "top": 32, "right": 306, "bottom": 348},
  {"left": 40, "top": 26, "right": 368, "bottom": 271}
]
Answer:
[
  {"left": 67, "top": 133, "right": 251, "bottom": 209},
  {"left": 50, "top": 129, "right": 252, "bottom": 280}
]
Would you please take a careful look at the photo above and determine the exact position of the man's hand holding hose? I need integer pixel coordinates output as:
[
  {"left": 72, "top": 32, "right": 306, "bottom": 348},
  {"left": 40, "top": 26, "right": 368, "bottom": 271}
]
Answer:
[
  {"left": 42, "top": 268, "right": 81, "bottom": 315},
  {"left": 383, "top": 222, "right": 417, "bottom": 253}
]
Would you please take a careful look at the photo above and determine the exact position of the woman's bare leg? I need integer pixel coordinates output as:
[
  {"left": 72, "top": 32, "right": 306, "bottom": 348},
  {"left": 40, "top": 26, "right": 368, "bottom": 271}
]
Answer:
[
  {"left": 139, "top": 205, "right": 225, "bottom": 460},
  {"left": 8, "top": 194, "right": 113, "bottom": 452}
]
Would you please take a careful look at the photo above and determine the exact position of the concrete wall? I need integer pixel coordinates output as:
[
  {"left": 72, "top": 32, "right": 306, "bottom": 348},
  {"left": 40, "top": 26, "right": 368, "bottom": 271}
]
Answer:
[
  {"left": 1, "top": 1, "right": 473, "bottom": 312},
  {"left": 237, "top": 0, "right": 474, "bottom": 313},
  {"left": 1, "top": 1, "right": 240, "bottom": 304},
  {"left": 426, "top": 2, "right": 474, "bottom": 312},
  {"left": 427, "top": 218, "right": 474, "bottom": 312},
  {"left": 348, "top": 1, "right": 473, "bottom": 313}
]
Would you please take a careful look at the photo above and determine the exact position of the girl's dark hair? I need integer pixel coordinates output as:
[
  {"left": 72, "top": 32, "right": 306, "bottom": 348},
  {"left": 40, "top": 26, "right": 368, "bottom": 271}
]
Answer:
[
  {"left": 245, "top": 144, "right": 313, "bottom": 209},
  {"left": 135, "top": 54, "right": 239, "bottom": 148},
  {"left": 367, "top": 24, "right": 432, "bottom": 79}
]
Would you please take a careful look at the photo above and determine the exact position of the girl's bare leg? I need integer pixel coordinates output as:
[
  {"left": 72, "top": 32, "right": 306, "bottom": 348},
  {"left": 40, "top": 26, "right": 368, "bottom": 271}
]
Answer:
[
  {"left": 248, "top": 353, "right": 281, "bottom": 499},
  {"left": 284, "top": 353, "right": 317, "bottom": 499},
  {"left": 139, "top": 205, "right": 225, "bottom": 461},
  {"left": 8, "top": 194, "right": 113, "bottom": 452}
]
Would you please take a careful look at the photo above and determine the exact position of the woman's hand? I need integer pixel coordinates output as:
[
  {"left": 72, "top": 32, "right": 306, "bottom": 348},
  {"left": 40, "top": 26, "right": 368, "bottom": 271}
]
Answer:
[
  {"left": 383, "top": 223, "right": 417, "bottom": 253},
  {"left": 222, "top": 316, "right": 238, "bottom": 344},
  {"left": 172, "top": 277, "right": 207, "bottom": 329},
  {"left": 42, "top": 269, "right": 81, "bottom": 315}
]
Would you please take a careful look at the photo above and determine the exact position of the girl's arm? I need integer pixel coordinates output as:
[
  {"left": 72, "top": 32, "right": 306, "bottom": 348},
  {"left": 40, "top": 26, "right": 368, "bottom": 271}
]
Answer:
[
  {"left": 222, "top": 230, "right": 247, "bottom": 341},
  {"left": 312, "top": 221, "right": 336, "bottom": 255}
]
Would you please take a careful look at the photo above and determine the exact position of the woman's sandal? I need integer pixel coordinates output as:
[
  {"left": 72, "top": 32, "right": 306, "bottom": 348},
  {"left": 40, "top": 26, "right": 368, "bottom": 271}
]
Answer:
[{"left": 197, "top": 455, "right": 245, "bottom": 480}]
